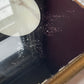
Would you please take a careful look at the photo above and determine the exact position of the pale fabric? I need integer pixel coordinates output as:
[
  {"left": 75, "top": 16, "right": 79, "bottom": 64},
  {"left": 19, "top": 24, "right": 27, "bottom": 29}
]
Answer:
[{"left": 0, "top": 0, "right": 41, "bottom": 36}]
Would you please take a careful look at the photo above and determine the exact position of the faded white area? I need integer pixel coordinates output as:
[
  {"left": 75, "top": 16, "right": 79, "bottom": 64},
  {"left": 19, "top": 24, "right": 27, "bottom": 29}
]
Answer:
[
  {"left": 0, "top": 35, "right": 23, "bottom": 61},
  {"left": 0, "top": 0, "right": 10, "bottom": 9},
  {"left": 0, "top": 0, "right": 13, "bottom": 21},
  {"left": 0, "top": 0, "right": 41, "bottom": 36}
]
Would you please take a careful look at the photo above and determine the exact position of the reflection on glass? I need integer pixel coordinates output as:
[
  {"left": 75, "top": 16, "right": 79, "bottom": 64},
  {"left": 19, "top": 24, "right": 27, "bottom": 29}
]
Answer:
[
  {"left": 0, "top": 0, "right": 13, "bottom": 21},
  {"left": 0, "top": 36, "right": 23, "bottom": 62},
  {"left": 0, "top": 0, "right": 41, "bottom": 36}
]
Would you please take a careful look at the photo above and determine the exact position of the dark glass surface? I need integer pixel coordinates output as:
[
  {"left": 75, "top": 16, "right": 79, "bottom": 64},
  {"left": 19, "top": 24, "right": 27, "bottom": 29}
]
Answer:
[
  {"left": 0, "top": 0, "right": 48, "bottom": 83},
  {"left": 43, "top": 0, "right": 84, "bottom": 72}
]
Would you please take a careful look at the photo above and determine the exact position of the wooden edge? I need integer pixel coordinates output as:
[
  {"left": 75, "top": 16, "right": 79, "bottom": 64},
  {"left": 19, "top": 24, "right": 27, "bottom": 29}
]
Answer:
[
  {"left": 42, "top": 53, "right": 84, "bottom": 84},
  {"left": 74, "top": 0, "right": 84, "bottom": 8}
]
